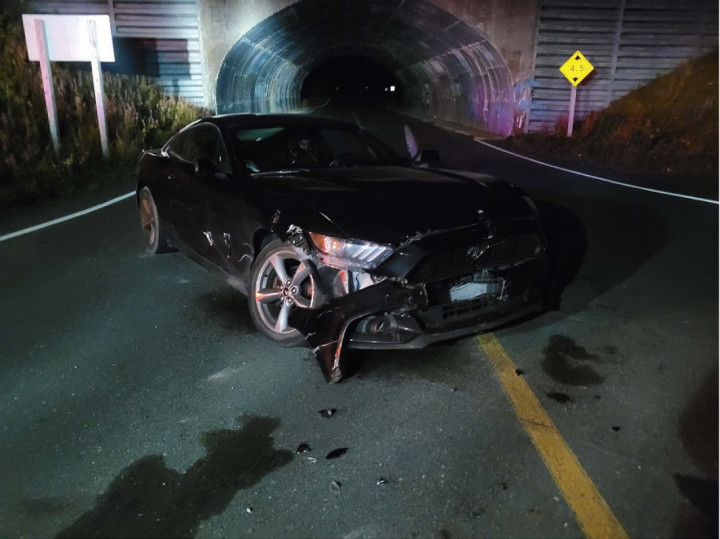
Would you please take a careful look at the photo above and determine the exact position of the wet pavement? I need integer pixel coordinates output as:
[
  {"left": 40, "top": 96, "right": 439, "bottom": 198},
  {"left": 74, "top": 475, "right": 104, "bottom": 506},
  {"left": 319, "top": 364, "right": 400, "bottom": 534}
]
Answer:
[{"left": 0, "top": 101, "right": 717, "bottom": 538}]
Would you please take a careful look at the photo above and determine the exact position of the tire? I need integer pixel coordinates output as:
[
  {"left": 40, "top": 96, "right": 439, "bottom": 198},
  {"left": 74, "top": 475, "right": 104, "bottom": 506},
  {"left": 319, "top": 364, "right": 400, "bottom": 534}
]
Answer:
[
  {"left": 248, "top": 240, "right": 319, "bottom": 347},
  {"left": 137, "top": 186, "right": 170, "bottom": 254}
]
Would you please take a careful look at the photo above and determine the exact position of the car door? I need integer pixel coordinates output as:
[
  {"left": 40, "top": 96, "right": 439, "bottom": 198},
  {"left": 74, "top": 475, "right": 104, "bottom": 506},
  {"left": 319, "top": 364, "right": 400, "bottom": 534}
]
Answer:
[
  {"left": 166, "top": 124, "right": 230, "bottom": 260},
  {"left": 163, "top": 127, "right": 203, "bottom": 252},
  {"left": 191, "top": 124, "right": 237, "bottom": 268}
]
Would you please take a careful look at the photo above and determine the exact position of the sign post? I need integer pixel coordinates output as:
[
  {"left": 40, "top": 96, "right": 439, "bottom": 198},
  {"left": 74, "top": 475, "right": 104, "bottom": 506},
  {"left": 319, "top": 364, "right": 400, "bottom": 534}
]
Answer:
[
  {"left": 22, "top": 14, "right": 115, "bottom": 157},
  {"left": 33, "top": 19, "right": 59, "bottom": 151},
  {"left": 87, "top": 20, "right": 109, "bottom": 157},
  {"left": 559, "top": 51, "right": 594, "bottom": 136}
]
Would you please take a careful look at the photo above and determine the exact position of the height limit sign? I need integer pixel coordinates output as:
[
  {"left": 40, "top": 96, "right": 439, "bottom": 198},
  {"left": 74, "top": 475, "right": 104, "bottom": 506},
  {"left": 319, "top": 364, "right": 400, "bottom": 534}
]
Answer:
[{"left": 559, "top": 50, "right": 594, "bottom": 136}]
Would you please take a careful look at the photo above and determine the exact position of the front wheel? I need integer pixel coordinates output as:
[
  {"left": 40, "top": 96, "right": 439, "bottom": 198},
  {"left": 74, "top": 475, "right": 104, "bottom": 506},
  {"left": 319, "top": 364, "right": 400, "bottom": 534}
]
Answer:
[{"left": 248, "top": 240, "right": 319, "bottom": 347}]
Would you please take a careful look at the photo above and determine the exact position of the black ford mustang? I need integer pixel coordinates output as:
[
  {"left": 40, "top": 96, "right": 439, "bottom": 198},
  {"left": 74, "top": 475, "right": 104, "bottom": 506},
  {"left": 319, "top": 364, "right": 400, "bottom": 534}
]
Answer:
[{"left": 136, "top": 114, "right": 547, "bottom": 381}]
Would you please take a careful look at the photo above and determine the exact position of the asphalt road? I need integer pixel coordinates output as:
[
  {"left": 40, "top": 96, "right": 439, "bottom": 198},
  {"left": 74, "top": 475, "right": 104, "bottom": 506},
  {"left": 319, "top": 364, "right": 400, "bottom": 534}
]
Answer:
[{"left": 0, "top": 102, "right": 717, "bottom": 538}]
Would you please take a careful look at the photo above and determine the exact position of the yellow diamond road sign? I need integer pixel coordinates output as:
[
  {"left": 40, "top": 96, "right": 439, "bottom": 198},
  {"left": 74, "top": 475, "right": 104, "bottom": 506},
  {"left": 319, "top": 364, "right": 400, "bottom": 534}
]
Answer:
[{"left": 559, "top": 51, "right": 594, "bottom": 86}]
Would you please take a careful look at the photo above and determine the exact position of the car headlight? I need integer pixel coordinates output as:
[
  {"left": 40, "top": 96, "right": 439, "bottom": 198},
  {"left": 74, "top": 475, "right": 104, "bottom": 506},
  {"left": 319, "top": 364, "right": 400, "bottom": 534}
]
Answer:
[{"left": 308, "top": 232, "right": 393, "bottom": 270}]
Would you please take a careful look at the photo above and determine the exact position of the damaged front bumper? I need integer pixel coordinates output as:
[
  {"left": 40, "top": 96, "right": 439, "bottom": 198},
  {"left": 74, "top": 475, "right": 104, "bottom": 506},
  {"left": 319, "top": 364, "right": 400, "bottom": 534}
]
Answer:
[
  {"left": 289, "top": 280, "right": 426, "bottom": 382},
  {"left": 285, "top": 219, "right": 547, "bottom": 382},
  {"left": 289, "top": 278, "right": 543, "bottom": 383}
]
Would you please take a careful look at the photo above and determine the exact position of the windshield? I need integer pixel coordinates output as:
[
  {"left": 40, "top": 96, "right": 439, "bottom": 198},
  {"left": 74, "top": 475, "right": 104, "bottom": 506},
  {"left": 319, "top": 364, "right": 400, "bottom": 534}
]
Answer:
[{"left": 232, "top": 123, "right": 404, "bottom": 173}]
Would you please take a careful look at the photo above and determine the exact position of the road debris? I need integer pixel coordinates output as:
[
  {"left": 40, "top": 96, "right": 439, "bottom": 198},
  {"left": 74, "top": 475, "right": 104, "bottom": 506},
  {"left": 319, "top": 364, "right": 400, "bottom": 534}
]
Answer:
[
  {"left": 326, "top": 448, "right": 348, "bottom": 460},
  {"left": 546, "top": 392, "right": 573, "bottom": 404}
]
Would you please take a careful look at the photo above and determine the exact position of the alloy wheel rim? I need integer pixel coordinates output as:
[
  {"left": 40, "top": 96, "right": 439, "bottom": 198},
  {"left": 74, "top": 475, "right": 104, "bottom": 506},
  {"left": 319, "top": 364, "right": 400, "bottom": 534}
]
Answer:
[{"left": 255, "top": 252, "right": 315, "bottom": 335}]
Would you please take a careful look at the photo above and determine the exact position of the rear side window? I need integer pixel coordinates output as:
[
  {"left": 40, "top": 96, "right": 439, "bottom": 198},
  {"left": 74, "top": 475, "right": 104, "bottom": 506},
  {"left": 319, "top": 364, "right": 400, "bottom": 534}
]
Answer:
[{"left": 164, "top": 124, "right": 231, "bottom": 173}]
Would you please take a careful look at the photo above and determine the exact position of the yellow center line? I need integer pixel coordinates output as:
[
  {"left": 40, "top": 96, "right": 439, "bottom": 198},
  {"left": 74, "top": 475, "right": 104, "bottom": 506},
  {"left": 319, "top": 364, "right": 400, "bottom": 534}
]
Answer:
[{"left": 476, "top": 333, "right": 629, "bottom": 539}]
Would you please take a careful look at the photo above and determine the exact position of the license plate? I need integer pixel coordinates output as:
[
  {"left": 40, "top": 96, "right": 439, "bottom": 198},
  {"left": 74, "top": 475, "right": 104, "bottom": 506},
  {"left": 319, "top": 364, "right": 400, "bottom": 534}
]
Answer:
[
  {"left": 449, "top": 277, "right": 505, "bottom": 302},
  {"left": 449, "top": 282, "right": 490, "bottom": 302}
]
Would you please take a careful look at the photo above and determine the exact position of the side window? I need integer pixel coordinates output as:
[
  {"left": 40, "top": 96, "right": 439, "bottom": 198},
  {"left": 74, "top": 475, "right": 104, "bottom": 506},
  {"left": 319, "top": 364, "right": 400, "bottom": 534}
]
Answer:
[
  {"left": 165, "top": 124, "right": 231, "bottom": 173},
  {"left": 235, "top": 127, "right": 292, "bottom": 172}
]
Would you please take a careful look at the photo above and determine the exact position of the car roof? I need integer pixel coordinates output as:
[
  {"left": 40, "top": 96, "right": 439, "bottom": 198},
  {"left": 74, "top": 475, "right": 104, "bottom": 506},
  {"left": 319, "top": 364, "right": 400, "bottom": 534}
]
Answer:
[{"left": 199, "top": 113, "right": 354, "bottom": 130}]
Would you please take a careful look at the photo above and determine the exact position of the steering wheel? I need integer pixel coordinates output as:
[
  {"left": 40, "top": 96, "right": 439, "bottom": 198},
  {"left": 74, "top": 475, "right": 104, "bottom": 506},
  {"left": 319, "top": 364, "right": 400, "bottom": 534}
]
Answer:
[{"left": 328, "top": 153, "right": 360, "bottom": 167}]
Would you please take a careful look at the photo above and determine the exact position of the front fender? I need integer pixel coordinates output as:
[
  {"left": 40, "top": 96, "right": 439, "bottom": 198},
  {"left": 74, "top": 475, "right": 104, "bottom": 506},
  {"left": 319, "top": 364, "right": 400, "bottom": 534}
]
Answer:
[{"left": 288, "top": 280, "right": 427, "bottom": 382}]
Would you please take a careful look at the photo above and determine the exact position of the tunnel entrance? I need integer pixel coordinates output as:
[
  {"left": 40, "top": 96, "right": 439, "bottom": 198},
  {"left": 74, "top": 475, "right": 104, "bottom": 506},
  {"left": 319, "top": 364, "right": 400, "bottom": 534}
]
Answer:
[
  {"left": 300, "top": 56, "right": 402, "bottom": 106},
  {"left": 216, "top": 0, "right": 514, "bottom": 135}
]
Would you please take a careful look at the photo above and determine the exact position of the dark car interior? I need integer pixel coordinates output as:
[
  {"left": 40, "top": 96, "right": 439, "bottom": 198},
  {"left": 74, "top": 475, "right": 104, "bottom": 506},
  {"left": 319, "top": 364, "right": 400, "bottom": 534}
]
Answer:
[{"left": 234, "top": 124, "right": 401, "bottom": 172}]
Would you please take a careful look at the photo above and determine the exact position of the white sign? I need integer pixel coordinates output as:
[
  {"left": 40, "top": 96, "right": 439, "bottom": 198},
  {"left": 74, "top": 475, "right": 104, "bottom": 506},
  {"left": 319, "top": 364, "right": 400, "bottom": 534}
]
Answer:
[
  {"left": 22, "top": 14, "right": 115, "bottom": 157},
  {"left": 22, "top": 14, "right": 114, "bottom": 62}
]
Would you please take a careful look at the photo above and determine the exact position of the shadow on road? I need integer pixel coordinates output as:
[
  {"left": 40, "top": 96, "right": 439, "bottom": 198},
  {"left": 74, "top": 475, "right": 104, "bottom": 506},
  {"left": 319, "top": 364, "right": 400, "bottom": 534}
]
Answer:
[
  {"left": 56, "top": 416, "right": 292, "bottom": 539},
  {"left": 505, "top": 190, "right": 670, "bottom": 333},
  {"left": 534, "top": 200, "right": 586, "bottom": 311},
  {"left": 194, "top": 288, "right": 255, "bottom": 333},
  {"left": 673, "top": 370, "right": 719, "bottom": 538}
]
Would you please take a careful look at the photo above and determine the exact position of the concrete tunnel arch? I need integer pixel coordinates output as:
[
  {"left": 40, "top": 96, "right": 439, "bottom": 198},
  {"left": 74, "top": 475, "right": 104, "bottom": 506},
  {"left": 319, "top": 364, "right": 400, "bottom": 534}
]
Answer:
[{"left": 215, "top": 0, "right": 515, "bottom": 136}]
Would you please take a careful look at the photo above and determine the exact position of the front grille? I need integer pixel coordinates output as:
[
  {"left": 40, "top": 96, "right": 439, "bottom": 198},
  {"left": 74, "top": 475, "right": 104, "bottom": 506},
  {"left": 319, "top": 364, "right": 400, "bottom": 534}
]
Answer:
[
  {"left": 407, "top": 233, "right": 540, "bottom": 284},
  {"left": 418, "top": 294, "right": 502, "bottom": 331},
  {"left": 441, "top": 295, "right": 499, "bottom": 320}
]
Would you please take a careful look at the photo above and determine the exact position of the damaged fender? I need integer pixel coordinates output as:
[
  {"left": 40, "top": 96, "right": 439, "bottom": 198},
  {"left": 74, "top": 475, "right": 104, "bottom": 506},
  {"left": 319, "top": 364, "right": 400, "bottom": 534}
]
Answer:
[{"left": 289, "top": 280, "right": 428, "bottom": 383}]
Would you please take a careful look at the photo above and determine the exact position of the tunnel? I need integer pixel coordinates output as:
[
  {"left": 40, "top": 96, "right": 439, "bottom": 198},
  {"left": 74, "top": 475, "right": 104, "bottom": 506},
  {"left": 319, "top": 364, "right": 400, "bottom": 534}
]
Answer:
[
  {"left": 300, "top": 55, "right": 402, "bottom": 105},
  {"left": 215, "top": 0, "right": 515, "bottom": 135}
]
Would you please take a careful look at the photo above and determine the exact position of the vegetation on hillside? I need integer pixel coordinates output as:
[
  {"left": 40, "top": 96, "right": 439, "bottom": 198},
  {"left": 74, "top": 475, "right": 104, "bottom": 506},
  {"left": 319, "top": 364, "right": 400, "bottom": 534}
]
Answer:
[
  {"left": 0, "top": 13, "right": 209, "bottom": 210},
  {"left": 514, "top": 51, "right": 718, "bottom": 178}
]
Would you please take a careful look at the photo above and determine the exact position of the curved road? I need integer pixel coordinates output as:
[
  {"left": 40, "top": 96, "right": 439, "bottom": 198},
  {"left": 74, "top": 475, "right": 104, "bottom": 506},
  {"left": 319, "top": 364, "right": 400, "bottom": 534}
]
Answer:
[{"left": 0, "top": 103, "right": 716, "bottom": 538}]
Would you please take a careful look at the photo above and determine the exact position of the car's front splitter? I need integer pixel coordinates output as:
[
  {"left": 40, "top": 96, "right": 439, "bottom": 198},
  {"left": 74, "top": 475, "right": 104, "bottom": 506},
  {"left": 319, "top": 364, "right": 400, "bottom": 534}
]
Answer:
[{"left": 347, "top": 290, "right": 543, "bottom": 350}]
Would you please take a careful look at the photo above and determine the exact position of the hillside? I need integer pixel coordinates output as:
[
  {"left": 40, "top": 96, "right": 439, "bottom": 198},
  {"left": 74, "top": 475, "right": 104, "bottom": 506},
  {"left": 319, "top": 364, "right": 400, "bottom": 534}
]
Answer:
[{"left": 512, "top": 51, "right": 718, "bottom": 179}]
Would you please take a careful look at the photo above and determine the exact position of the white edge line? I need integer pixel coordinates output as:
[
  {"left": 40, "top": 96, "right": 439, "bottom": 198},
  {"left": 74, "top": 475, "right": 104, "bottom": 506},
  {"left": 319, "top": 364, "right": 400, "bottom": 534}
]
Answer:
[
  {"left": 476, "top": 139, "right": 718, "bottom": 206},
  {"left": 0, "top": 191, "right": 136, "bottom": 243}
]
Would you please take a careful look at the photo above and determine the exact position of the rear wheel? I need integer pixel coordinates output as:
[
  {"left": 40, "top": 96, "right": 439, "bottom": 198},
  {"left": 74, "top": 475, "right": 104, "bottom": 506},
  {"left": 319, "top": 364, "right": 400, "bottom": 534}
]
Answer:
[
  {"left": 138, "top": 186, "right": 170, "bottom": 254},
  {"left": 248, "top": 240, "right": 319, "bottom": 346}
]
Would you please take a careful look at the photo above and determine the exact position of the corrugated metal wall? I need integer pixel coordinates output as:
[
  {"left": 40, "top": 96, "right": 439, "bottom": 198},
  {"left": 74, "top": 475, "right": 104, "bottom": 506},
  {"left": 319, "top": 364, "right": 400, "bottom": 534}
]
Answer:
[
  {"left": 25, "top": 1, "right": 718, "bottom": 125},
  {"left": 27, "top": 0, "right": 204, "bottom": 104},
  {"left": 529, "top": 0, "right": 718, "bottom": 132}
]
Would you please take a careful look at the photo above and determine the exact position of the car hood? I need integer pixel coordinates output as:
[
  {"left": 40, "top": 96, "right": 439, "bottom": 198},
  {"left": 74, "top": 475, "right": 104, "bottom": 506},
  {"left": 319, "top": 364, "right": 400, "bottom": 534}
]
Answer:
[{"left": 253, "top": 166, "right": 535, "bottom": 244}]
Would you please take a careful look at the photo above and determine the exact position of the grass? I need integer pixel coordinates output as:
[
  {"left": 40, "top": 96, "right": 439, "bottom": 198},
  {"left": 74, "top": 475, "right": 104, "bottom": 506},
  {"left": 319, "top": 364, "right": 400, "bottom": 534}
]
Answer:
[{"left": 0, "top": 13, "right": 210, "bottom": 211}]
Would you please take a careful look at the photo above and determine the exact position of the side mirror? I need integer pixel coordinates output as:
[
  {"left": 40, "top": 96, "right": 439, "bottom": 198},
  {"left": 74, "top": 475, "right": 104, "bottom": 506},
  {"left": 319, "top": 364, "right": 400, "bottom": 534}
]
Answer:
[
  {"left": 417, "top": 149, "right": 440, "bottom": 163},
  {"left": 412, "top": 149, "right": 440, "bottom": 168},
  {"left": 195, "top": 157, "right": 216, "bottom": 176},
  {"left": 404, "top": 125, "right": 440, "bottom": 165}
]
